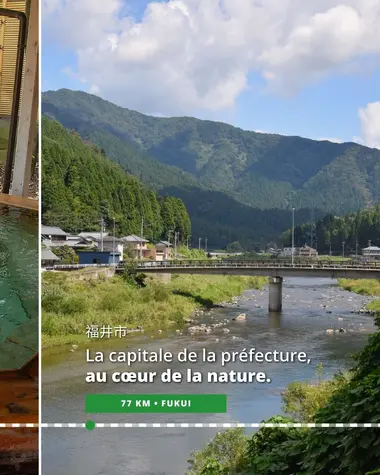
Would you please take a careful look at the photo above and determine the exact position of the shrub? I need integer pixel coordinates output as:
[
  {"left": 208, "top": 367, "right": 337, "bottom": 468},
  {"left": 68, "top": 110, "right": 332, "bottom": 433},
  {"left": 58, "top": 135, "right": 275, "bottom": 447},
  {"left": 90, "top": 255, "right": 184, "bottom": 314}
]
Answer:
[
  {"left": 186, "top": 428, "right": 248, "bottom": 475},
  {"left": 282, "top": 364, "right": 350, "bottom": 422}
]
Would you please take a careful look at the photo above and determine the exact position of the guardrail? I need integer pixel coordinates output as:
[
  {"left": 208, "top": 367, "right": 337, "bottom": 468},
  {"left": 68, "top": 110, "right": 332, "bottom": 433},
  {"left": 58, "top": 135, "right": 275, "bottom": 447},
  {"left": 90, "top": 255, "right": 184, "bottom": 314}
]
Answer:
[
  {"left": 45, "top": 263, "right": 117, "bottom": 271},
  {"left": 131, "top": 259, "right": 380, "bottom": 270}
]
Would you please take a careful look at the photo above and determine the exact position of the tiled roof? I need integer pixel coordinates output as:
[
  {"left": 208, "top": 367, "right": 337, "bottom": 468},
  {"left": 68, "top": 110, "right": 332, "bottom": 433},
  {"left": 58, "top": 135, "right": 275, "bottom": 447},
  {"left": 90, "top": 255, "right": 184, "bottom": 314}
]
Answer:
[
  {"left": 41, "top": 248, "right": 60, "bottom": 261},
  {"left": 121, "top": 235, "right": 149, "bottom": 243},
  {"left": 41, "top": 225, "right": 68, "bottom": 236}
]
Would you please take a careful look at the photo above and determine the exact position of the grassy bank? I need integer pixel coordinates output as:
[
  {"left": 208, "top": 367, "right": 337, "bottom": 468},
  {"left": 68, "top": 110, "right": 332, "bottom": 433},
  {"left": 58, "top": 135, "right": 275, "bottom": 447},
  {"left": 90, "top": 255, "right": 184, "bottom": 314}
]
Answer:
[
  {"left": 338, "top": 278, "right": 380, "bottom": 315},
  {"left": 338, "top": 278, "right": 380, "bottom": 296},
  {"left": 41, "top": 272, "right": 266, "bottom": 348}
]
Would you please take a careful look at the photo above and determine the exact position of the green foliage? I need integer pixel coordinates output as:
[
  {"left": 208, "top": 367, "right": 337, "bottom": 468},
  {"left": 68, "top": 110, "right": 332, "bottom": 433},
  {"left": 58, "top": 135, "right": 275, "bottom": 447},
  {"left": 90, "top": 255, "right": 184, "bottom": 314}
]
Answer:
[
  {"left": 190, "top": 318, "right": 380, "bottom": 475},
  {"left": 177, "top": 246, "right": 207, "bottom": 259},
  {"left": 164, "top": 185, "right": 317, "bottom": 249},
  {"left": 42, "top": 89, "right": 380, "bottom": 250},
  {"left": 339, "top": 278, "right": 380, "bottom": 297},
  {"left": 246, "top": 416, "right": 306, "bottom": 475},
  {"left": 121, "top": 260, "right": 146, "bottom": 287},
  {"left": 41, "top": 273, "right": 265, "bottom": 347},
  {"left": 282, "top": 365, "right": 350, "bottom": 422},
  {"left": 186, "top": 428, "right": 248, "bottom": 475},
  {"left": 226, "top": 241, "right": 243, "bottom": 253},
  {"left": 52, "top": 245, "right": 78, "bottom": 264},
  {"left": 41, "top": 117, "right": 191, "bottom": 243},
  {"left": 42, "top": 89, "right": 380, "bottom": 217},
  {"left": 283, "top": 205, "right": 380, "bottom": 254}
]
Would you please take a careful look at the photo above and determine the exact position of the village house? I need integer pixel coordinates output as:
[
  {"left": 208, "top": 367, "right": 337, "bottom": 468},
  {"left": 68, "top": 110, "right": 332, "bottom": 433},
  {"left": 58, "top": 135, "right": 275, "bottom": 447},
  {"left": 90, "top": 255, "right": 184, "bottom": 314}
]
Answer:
[
  {"left": 77, "top": 250, "right": 121, "bottom": 266},
  {"left": 281, "top": 247, "right": 298, "bottom": 257},
  {"left": 121, "top": 235, "right": 150, "bottom": 259},
  {"left": 96, "top": 235, "right": 124, "bottom": 260},
  {"left": 362, "top": 246, "right": 380, "bottom": 260},
  {"left": 298, "top": 245, "right": 318, "bottom": 258},
  {"left": 41, "top": 225, "right": 68, "bottom": 242},
  {"left": 41, "top": 248, "right": 60, "bottom": 268},
  {"left": 155, "top": 241, "right": 172, "bottom": 260}
]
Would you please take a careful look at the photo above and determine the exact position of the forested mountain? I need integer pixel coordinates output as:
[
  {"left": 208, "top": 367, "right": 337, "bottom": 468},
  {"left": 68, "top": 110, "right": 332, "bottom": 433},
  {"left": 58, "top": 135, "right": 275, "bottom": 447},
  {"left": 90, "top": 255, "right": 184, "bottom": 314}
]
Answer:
[
  {"left": 163, "top": 186, "right": 319, "bottom": 249},
  {"left": 41, "top": 118, "right": 191, "bottom": 242},
  {"left": 42, "top": 89, "right": 380, "bottom": 215},
  {"left": 42, "top": 117, "right": 316, "bottom": 249},
  {"left": 281, "top": 205, "right": 380, "bottom": 255}
]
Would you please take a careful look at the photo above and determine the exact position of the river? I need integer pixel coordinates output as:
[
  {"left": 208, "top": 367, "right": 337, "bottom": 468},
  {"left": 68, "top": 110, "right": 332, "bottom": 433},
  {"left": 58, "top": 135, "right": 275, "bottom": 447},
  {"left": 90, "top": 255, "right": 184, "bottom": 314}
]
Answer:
[{"left": 42, "top": 277, "right": 376, "bottom": 474}]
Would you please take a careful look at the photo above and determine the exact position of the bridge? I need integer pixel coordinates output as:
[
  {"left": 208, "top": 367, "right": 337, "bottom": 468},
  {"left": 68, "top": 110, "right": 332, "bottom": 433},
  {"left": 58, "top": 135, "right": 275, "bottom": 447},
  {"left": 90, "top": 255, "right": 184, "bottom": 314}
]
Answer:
[{"left": 127, "top": 259, "right": 380, "bottom": 312}]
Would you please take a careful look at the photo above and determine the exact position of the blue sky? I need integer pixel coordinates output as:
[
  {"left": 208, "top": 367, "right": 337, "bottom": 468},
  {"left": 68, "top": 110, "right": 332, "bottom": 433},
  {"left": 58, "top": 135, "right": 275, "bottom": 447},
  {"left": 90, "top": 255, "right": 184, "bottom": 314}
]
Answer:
[{"left": 42, "top": 0, "right": 380, "bottom": 146}]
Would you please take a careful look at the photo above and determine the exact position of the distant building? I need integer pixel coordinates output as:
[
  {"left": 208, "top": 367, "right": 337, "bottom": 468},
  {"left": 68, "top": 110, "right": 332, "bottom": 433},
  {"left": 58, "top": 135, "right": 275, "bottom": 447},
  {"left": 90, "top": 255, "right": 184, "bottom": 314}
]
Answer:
[
  {"left": 155, "top": 241, "right": 172, "bottom": 260},
  {"left": 298, "top": 245, "right": 318, "bottom": 258},
  {"left": 95, "top": 236, "right": 124, "bottom": 259},
  {"left": 121, "top": 235, "right": 150, "bottom": 259},
  {"left": 79, "top": 232, "right": 109, "bottom": 241},
  {"left": 41, "top": 248, "right": 60, "bottom": 268},
  {"left": 362, "top": 246, "right": 380, "bottom": 260},
  {"left": 77, "top": 251, "right": 121, "bottom": 266},
  {"left": 281, "top": 247, "right": 297, "bottom": 257},
  {"left": 41, "top": 225, "right": 68, "bottom": 242}
]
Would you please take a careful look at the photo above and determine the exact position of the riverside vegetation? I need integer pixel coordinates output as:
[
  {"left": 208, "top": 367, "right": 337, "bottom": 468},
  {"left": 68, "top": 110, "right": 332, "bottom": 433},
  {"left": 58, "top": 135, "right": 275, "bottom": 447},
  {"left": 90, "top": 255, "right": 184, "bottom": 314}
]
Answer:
[
  {"left": 339, "top": 279, "right": 380, "bottom": 313},
  {"left": 41, "top": 271, "right": 266, "bottom": 348},
  {"left": 187, "top": 285, "right": 380, "bottom": 475}
]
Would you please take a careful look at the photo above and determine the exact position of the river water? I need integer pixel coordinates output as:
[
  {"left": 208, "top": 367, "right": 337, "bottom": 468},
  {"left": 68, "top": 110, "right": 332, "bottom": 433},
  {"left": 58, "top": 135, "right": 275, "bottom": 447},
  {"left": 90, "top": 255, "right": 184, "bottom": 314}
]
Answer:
[
  {"left": 0, "top": 204, "right": 38, "bottom": 369},
  {"left": 42, "top": 277, "right": 376, "bottom": 475}
]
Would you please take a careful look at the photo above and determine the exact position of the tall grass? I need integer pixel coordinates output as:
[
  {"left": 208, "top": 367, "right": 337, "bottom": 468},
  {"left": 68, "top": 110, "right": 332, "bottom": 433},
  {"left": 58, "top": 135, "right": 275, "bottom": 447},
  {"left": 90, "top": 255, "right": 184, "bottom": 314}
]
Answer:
[
  {"left": 338, "top": 279, "right": 380, "bottom": 296},
  {"left": 41, "top": 272, "right": 266, "bottom": 348},
  {"left": 339, "top": 278, "right": 380, "bottom": 315}
]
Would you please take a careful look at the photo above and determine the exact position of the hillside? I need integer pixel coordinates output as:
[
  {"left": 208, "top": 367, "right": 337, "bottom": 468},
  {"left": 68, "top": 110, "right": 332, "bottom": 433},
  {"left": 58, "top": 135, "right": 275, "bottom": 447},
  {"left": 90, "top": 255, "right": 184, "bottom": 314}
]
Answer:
[
  {"left": 281, "top": 204, "right": 380, "bottom": 255},
  {"left": 42, "top": 89, "right": 380, "bottom": 215},
  {"left": 41, "top": 117, "right": 191, "bottom": 242},
  {"left": 42, "top": 117, "right": 317, "bottom": 249}
]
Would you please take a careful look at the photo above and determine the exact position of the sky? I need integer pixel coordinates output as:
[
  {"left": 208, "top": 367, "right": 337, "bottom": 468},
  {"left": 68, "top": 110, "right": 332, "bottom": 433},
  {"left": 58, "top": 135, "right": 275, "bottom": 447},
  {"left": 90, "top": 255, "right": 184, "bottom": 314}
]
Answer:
[{"left": 42, "top": 0, "right": 380, "bottom": 148}]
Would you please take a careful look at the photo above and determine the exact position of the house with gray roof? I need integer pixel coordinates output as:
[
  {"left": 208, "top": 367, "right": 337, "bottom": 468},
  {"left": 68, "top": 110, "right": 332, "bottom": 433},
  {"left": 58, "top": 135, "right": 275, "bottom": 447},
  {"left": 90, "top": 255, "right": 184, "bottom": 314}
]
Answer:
[
  {"left": 362, "top": 246, "right": 380, "bottom": 260},
  {"left": 155, "top": 241, "right": 172, "bottom": 260},
  {"left": 41, "top": 248, "right": 60, "bottom": 268},
  {"left": 41, "top": 225, "right": 68, "bottom": 241}
]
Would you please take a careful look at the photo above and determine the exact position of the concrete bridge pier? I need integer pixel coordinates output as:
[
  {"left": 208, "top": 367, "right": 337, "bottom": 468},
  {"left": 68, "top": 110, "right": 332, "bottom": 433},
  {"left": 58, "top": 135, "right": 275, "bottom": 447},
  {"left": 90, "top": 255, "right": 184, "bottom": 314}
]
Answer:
[{"left": 268, "top": 276, "right": 283, "bottom": 312}]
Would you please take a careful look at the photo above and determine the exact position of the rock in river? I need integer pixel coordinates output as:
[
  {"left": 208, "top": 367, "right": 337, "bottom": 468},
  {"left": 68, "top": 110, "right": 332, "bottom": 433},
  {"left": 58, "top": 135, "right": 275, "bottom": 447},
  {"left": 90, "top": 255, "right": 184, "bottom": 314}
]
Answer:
[{"left": 232, "top": 313, "right": 246, "bottom": 321}]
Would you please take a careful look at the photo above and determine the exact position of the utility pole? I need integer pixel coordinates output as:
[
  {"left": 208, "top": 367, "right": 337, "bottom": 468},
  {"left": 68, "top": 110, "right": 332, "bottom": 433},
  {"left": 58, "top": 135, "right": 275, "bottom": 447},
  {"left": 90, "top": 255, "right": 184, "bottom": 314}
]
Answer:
[
  {"left": 187, "top": 235, "right": 191, "bottom": 249},
  {"left": 113, "top": 218, "right": 116, "bottom": 266},
  {"left": 356, "top": 240, "right": 358, "bottom": 260},
  {"left": 309, "top": 208, "right": 316, "bottom": 249},
  {"left": 199, "top": 237, "right": 202, "bottom": 250},
  {"left": 100, "top": 216, "right": 104, "bottom": 252},
  {"left": 174, "top": 231, "right": 178, "bottom": 259},
  {"left": 292, "top": 208, "right": 295, "bottom": 266},
  {"left": 329, "top": 241, "right": 332, "bottom": 256},
  {"left": 140, "top": 216, "right": 144, "bottom": 260},
  {"left": 205, "top": 237, "right": 208, "bottom": 253},
  {"left": 342, "top": 241, "right": 345, "bottom": 258}
]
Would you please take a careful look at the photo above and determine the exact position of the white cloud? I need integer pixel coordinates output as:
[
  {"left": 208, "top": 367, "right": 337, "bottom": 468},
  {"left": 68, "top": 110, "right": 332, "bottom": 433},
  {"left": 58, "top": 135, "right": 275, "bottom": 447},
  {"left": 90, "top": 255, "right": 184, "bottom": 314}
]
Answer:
[
  {"left": 43, "top": 0, "right": 380, "bottom": 115},
  {"left": 358, "top": 102, "right": 380, "bottom": 149}
]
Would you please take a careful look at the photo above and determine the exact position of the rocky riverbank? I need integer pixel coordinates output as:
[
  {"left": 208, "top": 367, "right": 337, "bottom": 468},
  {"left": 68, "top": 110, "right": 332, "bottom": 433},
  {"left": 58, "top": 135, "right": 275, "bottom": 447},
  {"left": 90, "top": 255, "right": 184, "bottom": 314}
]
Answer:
[{"left": 42, "top": 273, "right": 267, "bottom": 349}]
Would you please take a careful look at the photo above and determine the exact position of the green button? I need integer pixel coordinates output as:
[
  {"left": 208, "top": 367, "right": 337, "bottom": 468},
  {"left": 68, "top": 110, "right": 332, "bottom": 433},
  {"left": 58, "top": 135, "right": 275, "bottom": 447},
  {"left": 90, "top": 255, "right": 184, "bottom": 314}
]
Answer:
[{"left": 85, "top": 394, "right": 227, "bottom": 413}]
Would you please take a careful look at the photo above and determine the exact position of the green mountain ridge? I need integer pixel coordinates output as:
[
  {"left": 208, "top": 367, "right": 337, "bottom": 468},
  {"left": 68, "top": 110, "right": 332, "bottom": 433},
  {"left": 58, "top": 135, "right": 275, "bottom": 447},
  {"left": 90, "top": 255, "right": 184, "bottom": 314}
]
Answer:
[
  {"left": 42, "top": 88, "right": 380, "bottom": 214},
  {"left": 42, "top": 117, "right": 316, "bottom": 249},
  {"left": 41, "top": 117, "right": 191, "bottom": 243}
]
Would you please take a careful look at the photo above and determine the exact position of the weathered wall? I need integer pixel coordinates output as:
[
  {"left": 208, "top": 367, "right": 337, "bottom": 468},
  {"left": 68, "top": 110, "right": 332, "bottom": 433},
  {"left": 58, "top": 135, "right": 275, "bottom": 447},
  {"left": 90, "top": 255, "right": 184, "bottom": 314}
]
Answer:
[{"left": 64, "top": 267, "right": 116, "bottom": 281}]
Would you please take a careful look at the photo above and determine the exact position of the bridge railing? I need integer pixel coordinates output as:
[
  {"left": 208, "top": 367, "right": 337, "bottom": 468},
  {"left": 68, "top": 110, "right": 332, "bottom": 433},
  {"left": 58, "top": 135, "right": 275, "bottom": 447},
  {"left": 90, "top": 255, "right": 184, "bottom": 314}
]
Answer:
[{"left": 130, "top": 258, "right": 380, "bottom": 270}]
